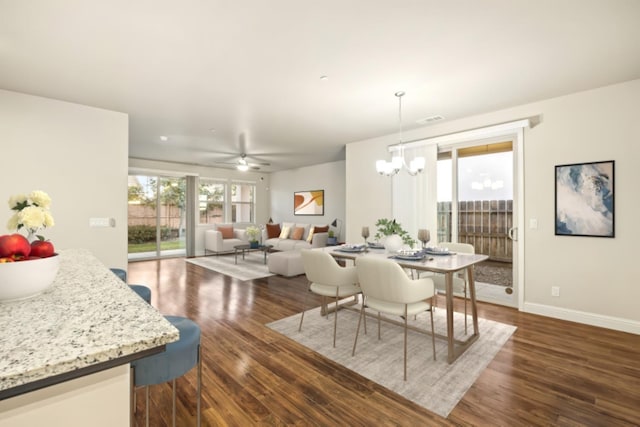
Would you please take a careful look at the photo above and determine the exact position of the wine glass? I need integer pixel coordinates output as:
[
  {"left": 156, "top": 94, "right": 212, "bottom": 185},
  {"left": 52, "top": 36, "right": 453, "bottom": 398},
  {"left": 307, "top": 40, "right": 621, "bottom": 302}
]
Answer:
[
  {"left": 417, "top": 229, "right": 430, "bottom": 249},
  {"left": 361, "top": 226, "right": 370, "bottom": 244}
]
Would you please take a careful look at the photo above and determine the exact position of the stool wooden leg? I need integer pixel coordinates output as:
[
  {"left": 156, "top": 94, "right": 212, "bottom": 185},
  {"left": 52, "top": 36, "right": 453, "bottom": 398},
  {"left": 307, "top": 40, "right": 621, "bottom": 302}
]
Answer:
[
  {"left": 145, "top": 386, "right": 150, "bottom": 427},
  {"left": 172, "top": 379, "right": 176, "bottom": 427},
  {"left": 197, "top": 345, "right": 202, "bottom": 427}
]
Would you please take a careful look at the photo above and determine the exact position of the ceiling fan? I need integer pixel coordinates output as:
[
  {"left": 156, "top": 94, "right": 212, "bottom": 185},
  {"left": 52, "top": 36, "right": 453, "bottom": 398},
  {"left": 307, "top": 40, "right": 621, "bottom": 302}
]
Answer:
[{"left": 207, "top": 153, "right": 271, "bottom": 171}]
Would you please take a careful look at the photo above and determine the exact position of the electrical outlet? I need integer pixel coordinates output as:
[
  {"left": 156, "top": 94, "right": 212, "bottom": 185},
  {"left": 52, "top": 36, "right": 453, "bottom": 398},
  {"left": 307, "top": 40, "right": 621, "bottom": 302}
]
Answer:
[{"left": 551, "top": 286, "right": 560, "bottom": 297}]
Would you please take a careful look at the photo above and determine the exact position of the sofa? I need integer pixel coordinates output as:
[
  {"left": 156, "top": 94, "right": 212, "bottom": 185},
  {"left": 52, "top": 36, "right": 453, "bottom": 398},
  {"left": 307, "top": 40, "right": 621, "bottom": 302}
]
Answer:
[
  {"left": 262, "top": 222, "right": 329, "bottom": 251},
  {"left": 204, "top": 223, "right": 248, "bottom": 255}
]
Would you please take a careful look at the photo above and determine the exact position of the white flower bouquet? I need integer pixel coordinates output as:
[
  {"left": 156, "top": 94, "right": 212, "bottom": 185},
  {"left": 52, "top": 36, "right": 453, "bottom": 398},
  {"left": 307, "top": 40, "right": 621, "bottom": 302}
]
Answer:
[{"left": 7, "top": 190, "right": 55, "bottom": 240}]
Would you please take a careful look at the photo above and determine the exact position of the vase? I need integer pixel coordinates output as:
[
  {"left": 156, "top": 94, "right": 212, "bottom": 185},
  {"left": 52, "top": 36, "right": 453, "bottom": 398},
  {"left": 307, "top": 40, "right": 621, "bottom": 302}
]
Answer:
[
  {"left": 383, "top": 234, "right": 403, "bottom": 253},
  {"left": 250, "top": 241, "right": 259, "bottom": 249},
  {"left": 26, "top": 230, "right": 38, "bottom": 243}
]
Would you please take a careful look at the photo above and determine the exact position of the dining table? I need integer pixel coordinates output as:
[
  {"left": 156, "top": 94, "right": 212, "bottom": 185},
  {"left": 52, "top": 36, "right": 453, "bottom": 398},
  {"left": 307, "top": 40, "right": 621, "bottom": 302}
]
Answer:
[{"left": 320, "top": 245, "right": 489, "bottom": 364}]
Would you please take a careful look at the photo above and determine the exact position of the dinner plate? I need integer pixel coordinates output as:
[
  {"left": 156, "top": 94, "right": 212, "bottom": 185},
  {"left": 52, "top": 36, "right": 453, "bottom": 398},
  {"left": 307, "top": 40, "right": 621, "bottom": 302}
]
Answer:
[
  {"left": 336, "top": 246, "right": 366, "bottom": 253},
  {"left": 394, "top": 254, "right": 426, "bottom": 261},
  {"left": 425, "top": 249, "right": 455, "bottom": 256},
  {"left": 367, "top": 242, "right": 385, "bottom": 249}
]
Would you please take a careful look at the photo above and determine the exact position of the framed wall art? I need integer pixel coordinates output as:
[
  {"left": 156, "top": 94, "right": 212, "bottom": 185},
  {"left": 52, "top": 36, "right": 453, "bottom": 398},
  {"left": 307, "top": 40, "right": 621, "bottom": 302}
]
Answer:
[
  {"left": 555, "top": 160, "right": 614, "bottom": 237},
  {"left": 294, "top": 190, "right": 324, "bottom": 216}
]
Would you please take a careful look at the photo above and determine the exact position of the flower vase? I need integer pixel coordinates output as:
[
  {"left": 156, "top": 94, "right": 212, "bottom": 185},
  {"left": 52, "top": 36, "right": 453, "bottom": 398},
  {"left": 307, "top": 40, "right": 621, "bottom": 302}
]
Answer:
[
  {"left": 250, "top": 241, "right": 259, "bottom": 249},
  {"left": 383, "top": 234, "right": 403, "bottom": 253},
  {"left": 26, "top": 231, "right": 38, "bottom": 243}
]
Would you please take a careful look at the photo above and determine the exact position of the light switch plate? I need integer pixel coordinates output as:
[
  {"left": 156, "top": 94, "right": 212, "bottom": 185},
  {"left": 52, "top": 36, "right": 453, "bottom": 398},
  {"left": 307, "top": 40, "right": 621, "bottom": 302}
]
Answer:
[{"left": 89, "top": 217, "right": 114, "bottom": 228}]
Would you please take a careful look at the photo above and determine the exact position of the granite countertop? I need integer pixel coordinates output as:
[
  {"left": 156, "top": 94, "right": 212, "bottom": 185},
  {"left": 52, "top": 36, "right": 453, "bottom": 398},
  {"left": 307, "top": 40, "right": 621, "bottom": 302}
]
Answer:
[{"left": 0, "top": 248, "right": 179, "bottom": 394}]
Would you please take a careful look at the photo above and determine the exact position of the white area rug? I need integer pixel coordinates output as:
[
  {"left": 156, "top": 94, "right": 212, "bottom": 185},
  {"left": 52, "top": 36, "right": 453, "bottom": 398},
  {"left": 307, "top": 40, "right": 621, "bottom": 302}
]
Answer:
[
  {"left": 186, "top": 254, "right": 274, "bottom": 281},
  {"left": 267, "top": 305, "right": 516, "bottom": 418}
]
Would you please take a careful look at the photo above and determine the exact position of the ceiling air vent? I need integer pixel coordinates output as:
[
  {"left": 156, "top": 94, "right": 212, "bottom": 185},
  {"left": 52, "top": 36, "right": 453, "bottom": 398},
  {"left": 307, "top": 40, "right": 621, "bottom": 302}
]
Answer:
[{"left": 416, "top": 115, "right": 444, "bottom": 124}]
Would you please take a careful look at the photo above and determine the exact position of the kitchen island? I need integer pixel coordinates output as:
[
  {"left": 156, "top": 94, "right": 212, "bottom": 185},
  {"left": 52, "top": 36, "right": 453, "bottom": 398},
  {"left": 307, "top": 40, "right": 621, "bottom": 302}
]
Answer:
[{"left": 0, "top": 249, "right": 179, "bottom": 426}]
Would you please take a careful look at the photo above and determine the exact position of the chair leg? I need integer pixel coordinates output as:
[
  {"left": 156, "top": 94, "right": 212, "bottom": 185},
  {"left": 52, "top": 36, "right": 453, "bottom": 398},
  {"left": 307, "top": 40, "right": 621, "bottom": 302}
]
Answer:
[
  {"left": 403, "top": 305, "right": 408, "bottom": 381},
  {"left": 464, "top": 284, "right": 468, "bottom": 335},
  {"left": 430, "top": 306, "right": 436, "bottom": 361},
  {"left": 333, "top": 290, "right": 339, "bottom": 347},
  {"left": 298, "top": 287, "right": 310, "bottom": 332},
  {"left": 352, "top": 303, "right": 366, "bottom": 356},
  {"left": 362, "top": 295, "right": 367, "bottom": 335}
]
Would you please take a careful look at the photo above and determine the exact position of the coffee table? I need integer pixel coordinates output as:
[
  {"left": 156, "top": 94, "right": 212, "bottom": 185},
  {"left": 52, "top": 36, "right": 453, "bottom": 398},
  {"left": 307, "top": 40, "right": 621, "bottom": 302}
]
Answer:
[{"left": 233, "top": 244, "right": 273, "bottom": 265}]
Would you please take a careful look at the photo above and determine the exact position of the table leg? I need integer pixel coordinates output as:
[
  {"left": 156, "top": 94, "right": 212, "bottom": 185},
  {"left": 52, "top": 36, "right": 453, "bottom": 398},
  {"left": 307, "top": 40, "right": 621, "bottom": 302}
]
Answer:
[
  {"left": 467, "top": 265, "right": 479, "bottom": 335},
  {"left": 445, "top": 272, "right": 455, "bottom": 363}
]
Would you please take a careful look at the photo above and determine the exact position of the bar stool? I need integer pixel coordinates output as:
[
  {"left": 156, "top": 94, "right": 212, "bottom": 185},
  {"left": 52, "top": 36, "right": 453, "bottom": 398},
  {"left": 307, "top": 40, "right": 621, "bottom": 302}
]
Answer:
[
  {"left": 131, "top": 315, "right": 202, "bottom": 427},
  {"left": 109, "top": 268, "right": 152, "bottom": 304}
]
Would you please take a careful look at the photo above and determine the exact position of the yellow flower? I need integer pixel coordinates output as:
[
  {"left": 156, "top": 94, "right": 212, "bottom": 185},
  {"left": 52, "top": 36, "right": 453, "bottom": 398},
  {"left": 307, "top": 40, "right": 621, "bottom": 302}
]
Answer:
[
  {"left": 6, "top": 213, "right": 19, "bottom": 231},
  {"left": 8, "top": 194, "right": 27, "bottom": 210},
  {"left": 43, "top": 211, "right": 55, "bottom": 228},
  {"left": 29, "top": 190, "right": 52, "bottom": 209},
  {"left": 18, "top": 206, "right": 46, "bottom": 229}
]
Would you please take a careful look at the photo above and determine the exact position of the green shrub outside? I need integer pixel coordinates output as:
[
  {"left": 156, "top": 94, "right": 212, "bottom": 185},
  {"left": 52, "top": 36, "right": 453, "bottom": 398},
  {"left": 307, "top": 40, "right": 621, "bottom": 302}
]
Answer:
[{"left": 128, "top": 225, "right": 174, "bottom": 243}]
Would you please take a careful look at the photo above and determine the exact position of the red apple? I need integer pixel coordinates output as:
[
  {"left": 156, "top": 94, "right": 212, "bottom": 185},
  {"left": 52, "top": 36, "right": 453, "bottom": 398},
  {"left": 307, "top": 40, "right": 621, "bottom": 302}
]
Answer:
[
  {"left": 0, "top": 234, "right": 31, "bottom": 258},
  {"left": 30, "top": 239, "right": 55, "bottom": 258}
]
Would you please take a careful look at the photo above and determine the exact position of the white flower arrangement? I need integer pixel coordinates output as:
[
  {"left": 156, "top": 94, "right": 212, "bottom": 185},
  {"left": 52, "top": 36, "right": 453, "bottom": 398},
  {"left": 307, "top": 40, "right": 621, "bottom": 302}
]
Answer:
[
  {"left": 245, "top": 226, "right": 261, "bottom": 242},
  {"left": 7, "top": 190, "right": 55, "bottom": 239}
]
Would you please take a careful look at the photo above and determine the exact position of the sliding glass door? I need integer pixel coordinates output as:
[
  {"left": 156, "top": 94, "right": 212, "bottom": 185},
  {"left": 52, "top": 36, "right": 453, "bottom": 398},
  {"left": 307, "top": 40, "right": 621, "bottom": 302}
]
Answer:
[
  {"left": 128, "top": 174, "right": 187, "bottom": 260},
  {"left": 437, "top": 142, "right": 518, "bottom": 306}
]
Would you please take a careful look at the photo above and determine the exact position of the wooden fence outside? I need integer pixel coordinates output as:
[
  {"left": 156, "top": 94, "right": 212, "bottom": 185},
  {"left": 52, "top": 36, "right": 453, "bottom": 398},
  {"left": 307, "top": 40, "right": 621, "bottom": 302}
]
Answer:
[{"left": 437, "top": 200, "right": 513, "bottom": 262}]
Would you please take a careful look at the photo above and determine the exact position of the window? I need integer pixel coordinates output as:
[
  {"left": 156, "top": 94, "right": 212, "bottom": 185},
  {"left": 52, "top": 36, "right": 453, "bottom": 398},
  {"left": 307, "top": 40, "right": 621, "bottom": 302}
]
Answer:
[
  {"left": 231, "top": 182, "right": 255, "bottom": 223},
  {"left": 199, "top": 180, "right": 225, "bottom": 224}
]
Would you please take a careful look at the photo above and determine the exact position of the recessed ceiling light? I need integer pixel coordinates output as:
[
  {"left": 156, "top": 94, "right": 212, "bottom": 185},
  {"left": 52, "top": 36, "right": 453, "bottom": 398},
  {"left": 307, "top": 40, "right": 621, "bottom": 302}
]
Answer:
[
  {"left": 159, "top": 135, "right": 168, "bottom": 142},
  {"left": 416, "top": 115, "right": 445, "bottom": 124},
  {"left": 319, "top": 75, "right": 328, "bottom": 81}
]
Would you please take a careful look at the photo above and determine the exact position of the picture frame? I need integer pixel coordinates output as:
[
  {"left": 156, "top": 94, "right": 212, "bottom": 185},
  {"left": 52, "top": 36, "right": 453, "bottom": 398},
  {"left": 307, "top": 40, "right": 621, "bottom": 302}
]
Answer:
[
  {"left": 555, "top": 160, "right": 614, "bottom": 237},
  {"left": 294, "top": 190, "right": 324, "bottom": 216}
]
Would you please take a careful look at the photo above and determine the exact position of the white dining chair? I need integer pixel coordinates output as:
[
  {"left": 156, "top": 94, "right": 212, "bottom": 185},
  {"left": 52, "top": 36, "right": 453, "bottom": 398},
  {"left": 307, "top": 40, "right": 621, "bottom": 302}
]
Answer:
[
  {"left": 299, "top": 249, "right": 361, "bottom": 347},
  {"left": 431, "top": 242, "right": 475, "bottom": 334},
  {"left": 353, "top": 257, "right": 436, "bottom": 381}
]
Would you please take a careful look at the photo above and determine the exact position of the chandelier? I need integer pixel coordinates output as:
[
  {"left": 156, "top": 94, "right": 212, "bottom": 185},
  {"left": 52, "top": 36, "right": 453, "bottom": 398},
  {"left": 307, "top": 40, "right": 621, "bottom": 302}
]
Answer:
[{"left": 376, "top": 91, "right": 425, "bottom": 176}]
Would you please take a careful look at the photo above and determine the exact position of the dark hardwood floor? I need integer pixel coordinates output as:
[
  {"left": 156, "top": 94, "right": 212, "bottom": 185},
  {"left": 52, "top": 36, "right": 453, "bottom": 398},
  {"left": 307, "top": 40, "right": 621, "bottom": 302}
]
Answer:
[{"left": 129, "top": 257, "right": 640, "bottom": 426}]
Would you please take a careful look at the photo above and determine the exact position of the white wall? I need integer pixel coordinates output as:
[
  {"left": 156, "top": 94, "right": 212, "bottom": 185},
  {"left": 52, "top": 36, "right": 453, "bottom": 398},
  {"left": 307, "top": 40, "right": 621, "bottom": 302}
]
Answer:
[
  {"left": 346, "top": 79, "right": 640, "bottom": 333},
  {"left": 270, "top": 161, "right": 345, "bottom": 240},
  {"left": 128, "top": 158, "right": 271, "bottom": 256},
  {"left": 0, "top": 90, "right": 128, "bottom": 269}
]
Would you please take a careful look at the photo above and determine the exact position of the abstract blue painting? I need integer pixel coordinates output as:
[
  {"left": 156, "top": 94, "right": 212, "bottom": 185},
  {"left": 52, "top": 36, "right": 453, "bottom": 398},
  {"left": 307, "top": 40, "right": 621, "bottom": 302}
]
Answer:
[{"left": 555, "top": 160, "right": 614, "bottom": 237}]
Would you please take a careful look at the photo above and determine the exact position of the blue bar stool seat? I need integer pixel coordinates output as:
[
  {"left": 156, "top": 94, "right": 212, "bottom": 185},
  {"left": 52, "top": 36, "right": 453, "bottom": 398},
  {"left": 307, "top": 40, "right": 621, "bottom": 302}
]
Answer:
[
  {"left": 109, "top": 268, "right": 152, "bottom": 304},
  {"left": 128, "top": 284, "right": 152, "bottom": 304},
  {"left": 131, "top": 315, "right": 202, "bottom": 427}
]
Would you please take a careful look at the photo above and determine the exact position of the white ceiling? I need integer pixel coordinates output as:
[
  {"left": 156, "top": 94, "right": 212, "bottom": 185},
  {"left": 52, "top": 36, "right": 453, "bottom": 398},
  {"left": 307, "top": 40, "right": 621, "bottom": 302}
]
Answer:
[{"left": 1, "top": 1, "right": 639, "bottom": 172}]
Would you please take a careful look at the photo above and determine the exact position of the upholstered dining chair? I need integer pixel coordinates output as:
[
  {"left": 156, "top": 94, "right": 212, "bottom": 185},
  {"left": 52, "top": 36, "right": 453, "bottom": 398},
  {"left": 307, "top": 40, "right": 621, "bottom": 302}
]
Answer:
[
  {"left": 430, "top": 242, "right": 474, "bottom": 334},
  {"left": 354, "top": 257, "right": 436, "bottom": 381},
  {"left": 299, "top": 249, "right": 361, "bottom": 347}
]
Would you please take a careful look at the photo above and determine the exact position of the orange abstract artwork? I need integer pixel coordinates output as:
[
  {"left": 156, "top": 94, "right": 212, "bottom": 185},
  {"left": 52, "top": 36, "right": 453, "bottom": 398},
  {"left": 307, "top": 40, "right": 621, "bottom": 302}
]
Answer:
[{"left": 294, "top": 190, "right": 324, "bottom": 215}]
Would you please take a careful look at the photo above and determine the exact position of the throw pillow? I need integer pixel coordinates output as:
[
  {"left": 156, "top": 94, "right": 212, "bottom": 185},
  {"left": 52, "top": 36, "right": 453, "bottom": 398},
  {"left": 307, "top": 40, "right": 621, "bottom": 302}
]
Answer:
[
  {"left": 218, "top": 226, "right": 234, "bottom": 239},
  {"left": 266, "top": 223, "right": 281, "bottom": 239},
  {"left": 313, "top": 225, "right": 329, "bottom": 233},
  {"left": 279, "top": 226, "right": 291, "bottom": 239},
  {"left": 306, "top": 227, "right": 315, "bottom": 243},
  {"left": 291, "top": 227, "right": 304, "bottom": 240}
]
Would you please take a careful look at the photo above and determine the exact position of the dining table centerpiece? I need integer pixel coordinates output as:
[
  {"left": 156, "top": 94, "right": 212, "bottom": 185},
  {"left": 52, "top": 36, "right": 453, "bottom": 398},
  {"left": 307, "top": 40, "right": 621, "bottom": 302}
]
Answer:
[
  {"left": 0, "top": 190, "right": 59, "bottom": 301},
  {"left": 374, "top": 218, "right": 415, "bottom": 252}
]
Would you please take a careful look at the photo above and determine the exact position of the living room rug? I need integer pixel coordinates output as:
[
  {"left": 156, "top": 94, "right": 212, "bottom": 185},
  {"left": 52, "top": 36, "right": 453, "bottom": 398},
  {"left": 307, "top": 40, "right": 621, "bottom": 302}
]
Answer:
[
  {"left": 186, "top": 255, "right": 274, "bottom": 281},
  {"left": 267, "top": 304, "right": 516, "bottom": 418}
]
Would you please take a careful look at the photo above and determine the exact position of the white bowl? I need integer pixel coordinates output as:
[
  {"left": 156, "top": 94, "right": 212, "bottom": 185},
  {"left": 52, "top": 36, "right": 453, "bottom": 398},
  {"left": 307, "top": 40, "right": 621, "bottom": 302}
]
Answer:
[{"left": 0, "top": 254, "right": 60, "bottom": 302}]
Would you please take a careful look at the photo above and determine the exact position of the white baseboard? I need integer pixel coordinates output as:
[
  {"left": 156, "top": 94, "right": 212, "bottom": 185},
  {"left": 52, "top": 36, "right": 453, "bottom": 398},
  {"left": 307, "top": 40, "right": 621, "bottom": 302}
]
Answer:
[{"left": 523, "top": 302, "right": 640, "bottom": 335}]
